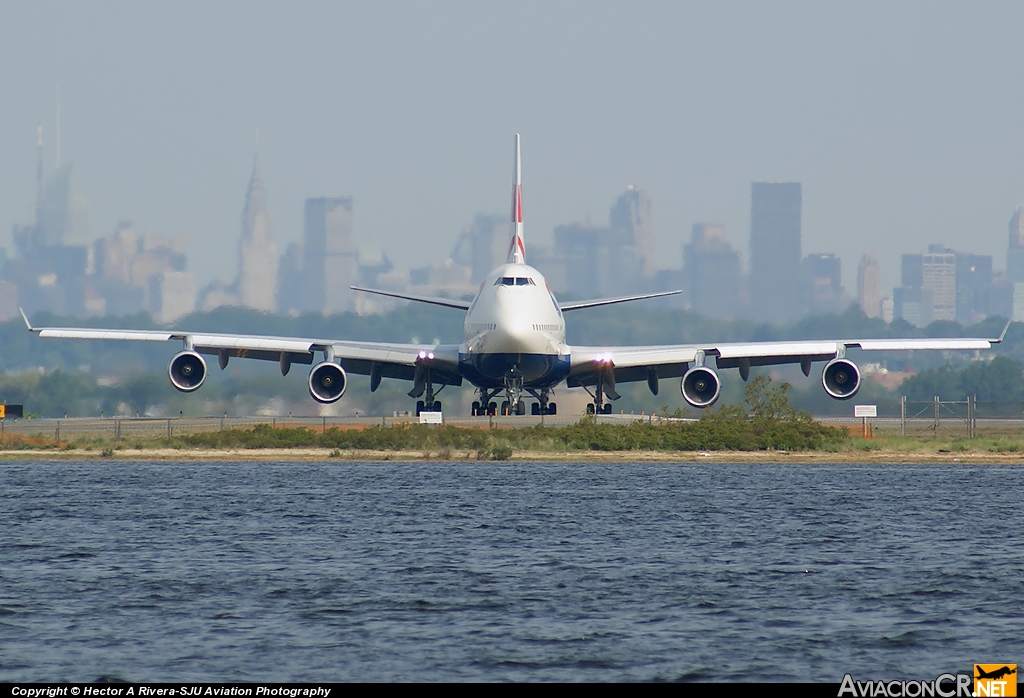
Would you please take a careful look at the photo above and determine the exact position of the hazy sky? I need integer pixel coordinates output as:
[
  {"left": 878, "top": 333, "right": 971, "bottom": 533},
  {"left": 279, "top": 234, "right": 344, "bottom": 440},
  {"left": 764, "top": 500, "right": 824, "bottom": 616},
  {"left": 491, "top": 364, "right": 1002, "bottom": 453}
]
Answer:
[{"left": 2, "top": 1, "right": 1024, "bottom": 295}]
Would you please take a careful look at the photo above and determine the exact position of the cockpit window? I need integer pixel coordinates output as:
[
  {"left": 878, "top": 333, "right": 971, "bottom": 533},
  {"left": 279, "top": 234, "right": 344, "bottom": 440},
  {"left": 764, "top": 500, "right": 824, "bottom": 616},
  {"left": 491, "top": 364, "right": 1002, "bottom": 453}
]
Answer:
[
  {"left": 515, "top": 277, "right": 530, "bottom": 285},
  {"left": 494, "top": 276, "right": 535, "bottom": 286}
]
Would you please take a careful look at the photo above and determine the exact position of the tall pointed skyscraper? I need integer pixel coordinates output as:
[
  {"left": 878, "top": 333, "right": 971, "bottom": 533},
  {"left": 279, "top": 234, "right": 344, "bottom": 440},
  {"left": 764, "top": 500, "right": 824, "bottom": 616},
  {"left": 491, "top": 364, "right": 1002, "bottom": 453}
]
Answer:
[{"left": 237, "top": 154, "right": 278, "bottom": 311}]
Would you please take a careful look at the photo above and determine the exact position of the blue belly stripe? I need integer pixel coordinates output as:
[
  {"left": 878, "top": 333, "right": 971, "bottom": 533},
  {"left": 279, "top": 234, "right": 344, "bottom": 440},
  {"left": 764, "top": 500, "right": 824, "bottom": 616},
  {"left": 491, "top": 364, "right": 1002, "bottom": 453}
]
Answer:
[{"left": 458, "top": 352, "right": 571, "bottom": 389}]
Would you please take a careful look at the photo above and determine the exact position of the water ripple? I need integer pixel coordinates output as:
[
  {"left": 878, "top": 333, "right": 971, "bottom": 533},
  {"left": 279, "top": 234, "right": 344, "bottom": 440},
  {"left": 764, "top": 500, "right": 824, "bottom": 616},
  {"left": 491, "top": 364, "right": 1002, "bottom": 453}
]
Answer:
[{"left": 1, "top": 461, "right": 1022, "bottom": 681}]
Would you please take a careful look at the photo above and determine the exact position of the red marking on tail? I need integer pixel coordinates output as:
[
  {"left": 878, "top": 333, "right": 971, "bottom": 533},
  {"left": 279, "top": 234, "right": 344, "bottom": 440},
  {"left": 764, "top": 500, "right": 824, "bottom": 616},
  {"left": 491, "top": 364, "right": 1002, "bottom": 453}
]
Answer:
[{"left": 508, "top": 233, "right": 525, "bottom": 259}]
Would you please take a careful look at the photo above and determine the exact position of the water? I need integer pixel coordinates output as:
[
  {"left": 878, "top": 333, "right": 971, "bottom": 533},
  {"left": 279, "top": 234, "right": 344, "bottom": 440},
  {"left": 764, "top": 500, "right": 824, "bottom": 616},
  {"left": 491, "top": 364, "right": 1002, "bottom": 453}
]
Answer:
[{"left": 0, "top": 460, "right": 1021, "bottom": 682}]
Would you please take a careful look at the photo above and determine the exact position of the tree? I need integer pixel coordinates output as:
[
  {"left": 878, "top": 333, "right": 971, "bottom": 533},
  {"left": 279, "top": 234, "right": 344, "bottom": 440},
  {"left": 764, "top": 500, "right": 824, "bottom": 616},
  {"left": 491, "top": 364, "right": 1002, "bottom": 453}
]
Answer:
[
  {"left": 744, "top": 374, "right": 804, "bottom": 421},
  {"left": 901, "top": 356, "right": 1024, "bottom": 402}
]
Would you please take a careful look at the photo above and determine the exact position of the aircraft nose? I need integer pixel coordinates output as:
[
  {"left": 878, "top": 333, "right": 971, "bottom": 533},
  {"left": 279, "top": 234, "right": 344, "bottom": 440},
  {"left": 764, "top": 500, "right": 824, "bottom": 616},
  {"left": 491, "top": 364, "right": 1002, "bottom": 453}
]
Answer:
[{"left": 491, "top": 318, "right": 532, "bottom": 347}]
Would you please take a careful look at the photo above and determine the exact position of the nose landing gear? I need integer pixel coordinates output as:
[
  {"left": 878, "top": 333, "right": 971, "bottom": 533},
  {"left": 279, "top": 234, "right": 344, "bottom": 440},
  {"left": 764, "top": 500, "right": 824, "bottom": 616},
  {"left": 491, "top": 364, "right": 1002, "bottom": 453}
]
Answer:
[
  {"left": 472, "top": 386, "right": 557, "bottom": 416},
  {"left": 503, "top": 368, "right": 524, "bottom": 414}
]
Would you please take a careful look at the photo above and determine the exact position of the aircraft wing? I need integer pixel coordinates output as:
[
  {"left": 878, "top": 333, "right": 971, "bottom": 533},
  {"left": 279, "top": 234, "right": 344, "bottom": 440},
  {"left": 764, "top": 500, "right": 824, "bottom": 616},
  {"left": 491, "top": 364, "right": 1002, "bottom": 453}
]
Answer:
[
  {"left": 559, "top": 290, "right": 681, "bottom": 312},
  {"left": 22, "top": 311, "right": 461, "bottom": 384},
  {"left": 350, "top": 286, "right": 472, "bottom": 311},
  {"left": 568, "top": 323, "right": 1008, "bottom": 388}
]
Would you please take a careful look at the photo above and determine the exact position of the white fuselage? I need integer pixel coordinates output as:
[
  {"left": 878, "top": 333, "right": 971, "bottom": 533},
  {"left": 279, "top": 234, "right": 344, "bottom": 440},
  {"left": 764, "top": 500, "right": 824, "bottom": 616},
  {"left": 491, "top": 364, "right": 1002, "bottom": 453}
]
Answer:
[{"left": 458, "top": 263, "right": 570, "bottom": 388}]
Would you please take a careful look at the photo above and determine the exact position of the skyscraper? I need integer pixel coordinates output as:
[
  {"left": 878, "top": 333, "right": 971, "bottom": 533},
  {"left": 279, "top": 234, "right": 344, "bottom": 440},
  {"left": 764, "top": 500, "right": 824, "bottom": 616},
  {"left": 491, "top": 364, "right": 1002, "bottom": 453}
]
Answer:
[
  {"left": 302, "top": 197, "right": 356, "bottom": 315},
  {"left": 552, "top": 222, "right": 609, "bottom": 300},
  {"left": 683, "top": 224, "right": 741, "bottom": 318},
  {"left": 1011, "top": 205, "right": 1024, "bottom": 248},
  {"left": 954, "top": 252, "right": 992, "bottom": 324},
  {"left": 609, "top": 186, "right": 657, "bottom": 280},
  {"left": 538, "top": 186, "right": 660, "bottom": 299},
  {"left": 8, "top": 125, "right": 91, "bottom": 316},
  {"left": 448, "top": 214, "right": 509, "bottom": 284},
  {"left": 857, "top": 254, "right": 882, "bottom": 319},
  {"left": 1007, "top": 206, "right": 1024, "bottom": 321},
  {"left": 749, "top": 182, "right": 801, "bottom": 322},
  {"left": 236, "top": 155, "right": 278, "bottom": 312},
  {"left": 922, "top": 245, "right": 956, "bottom": 322},
  {"left": 897, "top": 245, "right": 957, "bottom": 324},
  {"left": 801, "top": 253, "right": 843, "bottom": 315}
]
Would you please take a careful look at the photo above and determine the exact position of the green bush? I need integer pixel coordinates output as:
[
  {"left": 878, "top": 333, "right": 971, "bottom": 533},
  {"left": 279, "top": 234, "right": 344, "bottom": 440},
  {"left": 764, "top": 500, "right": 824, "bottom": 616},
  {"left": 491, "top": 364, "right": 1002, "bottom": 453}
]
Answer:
[
  {"left": 157, "top": 377, "right": 846, "bottom": 455},
  {"left": 490, "top": 445, "right": 513, "bottom": 460}
]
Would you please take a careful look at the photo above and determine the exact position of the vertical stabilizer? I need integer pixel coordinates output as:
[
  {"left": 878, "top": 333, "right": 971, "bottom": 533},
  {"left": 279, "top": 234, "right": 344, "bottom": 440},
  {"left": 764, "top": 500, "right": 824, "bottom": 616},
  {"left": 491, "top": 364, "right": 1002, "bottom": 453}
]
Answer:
[{"left": 507, "top": 133, "right": 525, "bottom": 264}]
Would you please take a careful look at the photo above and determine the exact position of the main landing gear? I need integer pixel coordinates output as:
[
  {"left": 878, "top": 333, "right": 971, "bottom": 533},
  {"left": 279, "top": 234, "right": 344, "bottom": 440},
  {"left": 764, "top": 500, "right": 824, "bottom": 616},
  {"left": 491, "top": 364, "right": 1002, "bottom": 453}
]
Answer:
[
  {"left": 416, "top": 400, "right": 442, "bottom": 416},
  {"left": 408, "top": 364, "right": 444, "bottom": 416},
  {"left": 584, "top": 367, "right": 618, "bottom": 415},
  {"left": 530, "top": 398, "right": 556, "bottom": 415}
]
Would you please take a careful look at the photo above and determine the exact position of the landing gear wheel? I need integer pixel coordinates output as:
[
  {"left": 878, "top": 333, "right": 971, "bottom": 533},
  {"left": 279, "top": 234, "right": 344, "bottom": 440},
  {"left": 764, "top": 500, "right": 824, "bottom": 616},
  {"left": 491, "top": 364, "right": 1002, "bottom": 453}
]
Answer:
[
  {"left": 416, "top": 400, "right": 425, "bottom": 416},
  {"left": 547, "top": 402, "right": 556, "bottom": 416},
  {"left": 531, "top": 402, "right": 540, "bottom": 415},
  {"left": 488, "top": 401, "right": 497, "bottom": 416},
  {"left": 501, "top": 401, "right": 510, "bottom": 416},
  {"left": 472, "top": 401, "right": 480, "bottom": 416},
  {"left": 586, "top": 403, "right": 595, "bottom": 415},
  {"left": 603, "top": 403, "right": 613, "bottom": 415},
  {"left": 516, "top": 401, "right": 526, "bottom": 416},
  {"left": 433, "top": 401, "right": 442, "bottom": 412}
]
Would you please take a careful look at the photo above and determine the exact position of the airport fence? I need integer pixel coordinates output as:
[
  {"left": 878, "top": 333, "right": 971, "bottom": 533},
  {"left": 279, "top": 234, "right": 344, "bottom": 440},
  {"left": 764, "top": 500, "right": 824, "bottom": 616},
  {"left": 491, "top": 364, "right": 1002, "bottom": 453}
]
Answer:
[
  {"left": 0, "top": 412, "right": 673, "bottom": 445},
  {"left": 2, "top": 398, "right": 1024, "bottom": 444},
  {"left": 827, "top": 396, "right": 1024, "bottom": 439}
]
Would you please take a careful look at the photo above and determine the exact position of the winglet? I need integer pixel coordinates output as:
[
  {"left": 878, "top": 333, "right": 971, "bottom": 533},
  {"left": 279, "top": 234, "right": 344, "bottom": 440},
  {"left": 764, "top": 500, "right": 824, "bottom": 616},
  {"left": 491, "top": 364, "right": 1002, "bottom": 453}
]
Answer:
[
  {"left": 995, "top": 318, "right": 1012, "bottom": 344},
  {"left": 19, "top": 307, "right": 34, "bottom": 332}
]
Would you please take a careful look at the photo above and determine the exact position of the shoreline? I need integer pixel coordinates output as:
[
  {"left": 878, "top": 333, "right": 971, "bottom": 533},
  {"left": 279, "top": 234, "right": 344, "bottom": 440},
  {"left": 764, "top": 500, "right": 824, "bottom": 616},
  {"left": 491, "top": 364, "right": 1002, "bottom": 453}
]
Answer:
[{"left": 3, "top": 447, "right": 1024, "bottom": 464}]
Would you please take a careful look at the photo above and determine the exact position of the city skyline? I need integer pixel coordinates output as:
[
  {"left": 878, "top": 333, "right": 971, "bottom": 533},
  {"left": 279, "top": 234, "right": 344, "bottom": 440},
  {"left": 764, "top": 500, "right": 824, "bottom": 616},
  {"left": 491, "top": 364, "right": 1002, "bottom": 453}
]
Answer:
[
  {"left": 2, "top": 2, "right": 1024, "bottom": 297},
  {"left": 4, "top": 141, "right": 1018, "bottom": 330}
]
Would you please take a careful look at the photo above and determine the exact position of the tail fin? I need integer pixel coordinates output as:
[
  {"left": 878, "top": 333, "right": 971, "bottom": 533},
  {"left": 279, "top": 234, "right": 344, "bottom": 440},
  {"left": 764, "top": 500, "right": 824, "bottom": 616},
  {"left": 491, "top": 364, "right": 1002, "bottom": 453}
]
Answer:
[{"left": 507, "top": 133, "right": 525, "bottom": 264}]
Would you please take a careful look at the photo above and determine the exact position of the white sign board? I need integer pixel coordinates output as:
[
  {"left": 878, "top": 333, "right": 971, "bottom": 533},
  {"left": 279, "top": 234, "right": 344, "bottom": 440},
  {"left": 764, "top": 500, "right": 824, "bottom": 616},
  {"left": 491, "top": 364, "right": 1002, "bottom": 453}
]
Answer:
[
  {"left": 854, "top": 405, "right": 877, "bottom": 418},
  {"left": 419, "top": 411, "right": 443, "bottom": 424}
]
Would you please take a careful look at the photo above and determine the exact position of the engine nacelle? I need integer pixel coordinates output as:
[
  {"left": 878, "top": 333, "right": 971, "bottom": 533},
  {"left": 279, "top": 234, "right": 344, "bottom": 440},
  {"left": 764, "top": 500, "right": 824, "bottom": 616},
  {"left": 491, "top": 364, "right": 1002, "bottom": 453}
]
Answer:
[
  {"left": 308, "top": 362, "right": 347, "bottom": 404},
  {"left": 681, "top": 366, "right": 721, "bottom": 408},
  {"left": 822, "top": 358, "right": 860, "bottom": 400},
  {"left": 168, "top": 351, "right": 207, "bottom": 392}
]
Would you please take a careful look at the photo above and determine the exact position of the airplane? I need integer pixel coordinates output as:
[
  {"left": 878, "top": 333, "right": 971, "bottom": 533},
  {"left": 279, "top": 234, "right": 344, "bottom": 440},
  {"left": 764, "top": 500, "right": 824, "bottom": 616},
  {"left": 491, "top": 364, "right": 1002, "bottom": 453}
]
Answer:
[
  {"left": 975, "top": 666, "right": 1016, "bottom": 681},
  {"left": 22, "top": 135, "right": 1010, "bottom": 417}
]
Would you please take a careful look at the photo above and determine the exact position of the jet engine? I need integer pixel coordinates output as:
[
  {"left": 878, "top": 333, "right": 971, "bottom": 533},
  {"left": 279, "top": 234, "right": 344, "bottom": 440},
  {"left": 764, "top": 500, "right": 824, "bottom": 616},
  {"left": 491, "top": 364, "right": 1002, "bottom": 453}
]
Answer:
[
  {"left": 822, "top": 358, "right": 860, "bottom": 400},
  {"left": 681, "top": 366, "right": 721, "bottom": 407},
  {"left": 168, "top": 351, "right": 207, "bottom": 392},
  {"left": 308, "top": 362, "right": 347, "bottom": 403}
]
